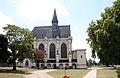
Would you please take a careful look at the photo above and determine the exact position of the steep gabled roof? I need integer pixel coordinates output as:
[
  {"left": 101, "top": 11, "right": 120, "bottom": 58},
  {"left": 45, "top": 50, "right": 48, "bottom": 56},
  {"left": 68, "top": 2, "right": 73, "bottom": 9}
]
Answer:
[
  {"left": 32, "top": 25, "right": 71, "bottom": 39},
  {"left": 32, "top": 9, "right": 71, "bottom": 39}
]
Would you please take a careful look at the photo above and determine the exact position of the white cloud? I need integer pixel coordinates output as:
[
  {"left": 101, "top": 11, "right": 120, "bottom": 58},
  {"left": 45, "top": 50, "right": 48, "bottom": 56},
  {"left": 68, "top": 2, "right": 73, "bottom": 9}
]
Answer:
[
  {"left": 16, "top": 0, "right": 68, "bottom": 21},
  {"left": 6, "top": 0, "right": 20, "bottom": 4},
  {"left": 0, "top": 11, "right": 14, "bottom": 34}
]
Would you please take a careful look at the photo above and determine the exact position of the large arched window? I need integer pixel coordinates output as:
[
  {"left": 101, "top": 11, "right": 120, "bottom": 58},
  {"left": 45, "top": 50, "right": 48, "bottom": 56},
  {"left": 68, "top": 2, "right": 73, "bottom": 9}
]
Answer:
[
  {"left": 61, "top": 43, "right": 67, "bottom": 58},
  {"left": 39, "top": 43, "right": 44, "bottom": 51},
  {"left": 50, "top": 43, "right": 56, "bottom": 58}
]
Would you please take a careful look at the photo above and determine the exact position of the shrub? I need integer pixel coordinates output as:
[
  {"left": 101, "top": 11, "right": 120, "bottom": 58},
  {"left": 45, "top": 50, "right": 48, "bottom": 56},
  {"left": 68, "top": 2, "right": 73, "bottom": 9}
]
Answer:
[
  {"left": 69, "top": 66, "right": 72, "bottom": 69},
  {"left": 62, "top": 65, "right": 71, "bottom": 78},
  {"left": 56, "top": 66, "right": 59, "bottom": 69},
  {"left": 64, "top": 65, "right": 69, "bottom": 70},
  {"left": 43, "top": 66, "right": 47, "bottom": 69},
  {"left": 117, "top": 67, "right": 120, "bottom": 77}
]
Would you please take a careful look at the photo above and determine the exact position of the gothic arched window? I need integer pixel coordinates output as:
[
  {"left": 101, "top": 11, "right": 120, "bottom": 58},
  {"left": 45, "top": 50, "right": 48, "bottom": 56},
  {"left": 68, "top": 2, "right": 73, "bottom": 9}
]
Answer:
[
  {"left": 61, "top": 43, "right": 67, "bottom": 58},
  {"left": 39, "top": 43, "right": 44, "bottom": 51},
  {"left": 50, "top": 43, "right": 56, "bottom": 58}
]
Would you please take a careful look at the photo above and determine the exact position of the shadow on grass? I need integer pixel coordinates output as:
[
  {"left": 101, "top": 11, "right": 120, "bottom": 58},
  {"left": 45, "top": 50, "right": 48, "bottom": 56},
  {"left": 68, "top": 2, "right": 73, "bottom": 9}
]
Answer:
[
  {"left": 0, "top": 69, "right": 32, "bottom": 75},
  {"left": 102, "top": 67, "right": 116, "bottom": 70}
]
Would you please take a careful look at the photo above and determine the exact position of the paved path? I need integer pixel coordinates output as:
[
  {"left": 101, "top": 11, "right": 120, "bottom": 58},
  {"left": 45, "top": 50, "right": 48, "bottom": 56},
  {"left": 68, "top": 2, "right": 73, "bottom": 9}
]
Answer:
[
  {"left": 83, "top": 69, "right": 97, "bottom": 78},
  {"left": 25, "top": 69, "right": 55, "bottom": 78},
  {"left": 83, "top": 67, "right": 103, "bottom": 78}
]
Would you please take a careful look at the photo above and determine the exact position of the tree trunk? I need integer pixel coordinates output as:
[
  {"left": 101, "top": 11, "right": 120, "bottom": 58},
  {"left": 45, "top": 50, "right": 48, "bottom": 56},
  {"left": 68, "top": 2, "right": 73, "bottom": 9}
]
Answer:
[
  {"left": 37, "top": 61, "right": 39, "bottom": 69},
  {"left": 12, "top": 59, "right": 16, "bottom": 70},
  {"left": 106, "top": 62, "right": 109, "bottom": 67}
]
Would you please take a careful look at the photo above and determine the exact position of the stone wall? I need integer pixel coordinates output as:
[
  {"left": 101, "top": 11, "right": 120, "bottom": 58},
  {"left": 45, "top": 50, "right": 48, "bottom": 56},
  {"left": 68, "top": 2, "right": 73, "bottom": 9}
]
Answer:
[
  {"left": 34, "top": 37, "right": 72, "bottom": 59},
  {"left": 76, "top": 49, "right": 87, "bottom": 68}
]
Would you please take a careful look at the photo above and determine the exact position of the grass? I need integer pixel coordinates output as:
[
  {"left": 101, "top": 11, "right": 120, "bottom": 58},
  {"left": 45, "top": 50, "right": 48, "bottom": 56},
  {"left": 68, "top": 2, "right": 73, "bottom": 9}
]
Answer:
[
  {"left": 97, "top": 67, "right": 118, "bottom": 78},
  {"left": 47, "top": 69, "right": 90, "bottom": 78},
  {"left": 0, "top": 67, "right": 37, "bottom": 78}
]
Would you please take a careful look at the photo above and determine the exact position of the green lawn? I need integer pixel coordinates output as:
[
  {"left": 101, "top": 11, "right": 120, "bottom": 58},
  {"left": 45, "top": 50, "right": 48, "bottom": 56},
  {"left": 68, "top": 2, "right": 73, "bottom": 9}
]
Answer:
[
  {"left": 0, "top": 67, "right": 37, "bottom": 78},
  {"left": 47, "top": 69, "right": 90, "bottom": 78},
  {"left": 97, "top": 67, "right": 117, "bottom": 78}
]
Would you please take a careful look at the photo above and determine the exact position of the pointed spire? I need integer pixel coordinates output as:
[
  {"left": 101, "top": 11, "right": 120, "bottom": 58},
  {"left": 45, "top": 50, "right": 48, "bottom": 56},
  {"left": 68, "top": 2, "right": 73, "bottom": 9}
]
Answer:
[{"left": 52, "top": 9, "right": 58, "bottom": 24}]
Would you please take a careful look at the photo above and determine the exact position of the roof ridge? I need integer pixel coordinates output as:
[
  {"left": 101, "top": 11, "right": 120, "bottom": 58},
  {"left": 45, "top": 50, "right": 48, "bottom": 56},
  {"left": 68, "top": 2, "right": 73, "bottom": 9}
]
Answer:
[
  {"left": 34, "top": 26, "right": 51, "bottom": 28},
  {"left": 59, "top": 25, "right": 70, "bottom": 26},
  {"left": 34, "top": 25, "right": 70, "bottom": 28}
]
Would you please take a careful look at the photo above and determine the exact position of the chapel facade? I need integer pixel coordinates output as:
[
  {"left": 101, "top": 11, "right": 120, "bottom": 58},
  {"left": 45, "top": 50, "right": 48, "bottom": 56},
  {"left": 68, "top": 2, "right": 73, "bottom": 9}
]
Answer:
[{"left": 21, "top": 9, "right": 87, "bottom": 69}]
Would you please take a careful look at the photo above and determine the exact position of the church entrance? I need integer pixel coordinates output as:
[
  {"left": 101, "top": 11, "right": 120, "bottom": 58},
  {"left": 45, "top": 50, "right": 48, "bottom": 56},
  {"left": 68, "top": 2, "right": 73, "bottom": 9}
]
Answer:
[
  {"left": 59, "top": 64, "right": 63, "bottom": 69},
  {"left": 41, "top": 64, "right": 44, "bottom": 68},
  {"left": 72, "top": 63, "right": 77, "bottom": 69},
  {"left": 47, "top": 64, "right": 51, "bottom": 69},
  {"left": 52, "top": 64, "right": 56, "bottom": 69},
  {"left": 25, "top": 60, "right": 29, "bottom": 67}
]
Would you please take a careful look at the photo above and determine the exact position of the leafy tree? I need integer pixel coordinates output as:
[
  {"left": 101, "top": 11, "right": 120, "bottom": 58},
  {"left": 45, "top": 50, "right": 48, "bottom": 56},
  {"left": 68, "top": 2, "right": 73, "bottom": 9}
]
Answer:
[
  {"left": 3, "top": 24, "right": 34, "bottom": 70},
  {"left": 87, "top": 0, "right": 120, "bottom": 66},
  {"left": 35, "top": 48, "right": 45, "bottom": 69},
  {"left": 0, "top": 34, "right": 9, "bottom": 66},
  {"left": 87, "top": 59, "right": 93, "bottom": 66}
]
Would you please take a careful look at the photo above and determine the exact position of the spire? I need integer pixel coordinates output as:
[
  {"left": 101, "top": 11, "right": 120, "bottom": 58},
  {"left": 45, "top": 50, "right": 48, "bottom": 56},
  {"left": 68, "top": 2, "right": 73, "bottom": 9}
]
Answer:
[{"left": 52, "top": 9, "right": 58, "bottom": 24}]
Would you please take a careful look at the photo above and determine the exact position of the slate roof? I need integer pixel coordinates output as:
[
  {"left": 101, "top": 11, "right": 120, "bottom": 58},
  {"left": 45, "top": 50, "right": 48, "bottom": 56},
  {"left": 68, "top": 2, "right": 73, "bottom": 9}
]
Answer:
[
  {"left": 32, "top": 9, "right": 71, "bottom": 39},
  {"left": 32, "top": 25, "right": 71, "bottom": 39}
]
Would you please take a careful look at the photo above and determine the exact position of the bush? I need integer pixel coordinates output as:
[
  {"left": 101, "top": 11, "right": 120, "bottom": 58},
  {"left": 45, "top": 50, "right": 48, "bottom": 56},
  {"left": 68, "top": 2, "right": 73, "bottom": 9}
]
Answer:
[
  {"left": 64, "top": 65, "right": 69, "bottom": 70},
  {"left": 117, "top": 67, "right": 120, "bottom": 77},
  {"left": 43, "top": 66, "right": 47, "bottom": 69},
  {"left": 69, "top": 66, "right": 72, "bottom": 69},
  {"left": 56, "top": 66, "right": 59, "bottom": 69}
]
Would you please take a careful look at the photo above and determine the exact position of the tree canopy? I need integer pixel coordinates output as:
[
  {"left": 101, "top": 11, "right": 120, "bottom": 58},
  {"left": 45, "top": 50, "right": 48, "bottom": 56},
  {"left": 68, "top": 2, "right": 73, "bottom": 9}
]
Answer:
[
  {"left": 86, "top": 0, "right": 120, "bottom": 66},
  {"left": 0, "top": 34, "right": 9, "bottom": 66},
  {"left": 3, "top": 24, "right": 34, "bottom": 70}
]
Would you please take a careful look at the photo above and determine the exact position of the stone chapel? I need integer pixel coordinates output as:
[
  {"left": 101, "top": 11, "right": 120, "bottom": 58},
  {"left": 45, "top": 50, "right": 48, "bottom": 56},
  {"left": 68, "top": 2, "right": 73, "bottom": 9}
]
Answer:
[{"left": 21, "top": 9, "right": 87, "bottom": 69}]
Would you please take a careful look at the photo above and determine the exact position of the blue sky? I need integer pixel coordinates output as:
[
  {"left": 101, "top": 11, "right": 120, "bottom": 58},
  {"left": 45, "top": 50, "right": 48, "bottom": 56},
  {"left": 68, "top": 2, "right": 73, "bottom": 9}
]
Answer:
[{"left": 0, "top": 0, "right": 114, "bottom": 60}]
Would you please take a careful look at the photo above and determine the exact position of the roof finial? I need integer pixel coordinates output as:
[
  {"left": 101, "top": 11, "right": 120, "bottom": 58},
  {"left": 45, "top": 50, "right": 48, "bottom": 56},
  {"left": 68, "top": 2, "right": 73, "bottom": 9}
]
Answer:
[{"left": 52, "top": 8, "right": 58, "bottom": 24}]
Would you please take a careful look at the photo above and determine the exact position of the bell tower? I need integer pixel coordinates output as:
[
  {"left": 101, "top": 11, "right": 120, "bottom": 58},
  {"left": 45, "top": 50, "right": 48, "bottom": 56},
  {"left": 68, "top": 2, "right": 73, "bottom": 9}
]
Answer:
[
  {"left": 51, "top": 9, "right": 60, "bottom": 38},
  {"left": 52, "top": 9, "right": 58, "bottom": 24}
]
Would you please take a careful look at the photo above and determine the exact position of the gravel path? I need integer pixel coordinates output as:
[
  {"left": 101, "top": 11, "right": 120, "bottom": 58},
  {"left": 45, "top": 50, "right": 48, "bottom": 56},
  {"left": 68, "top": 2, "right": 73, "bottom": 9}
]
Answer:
[{"left": 25, "top": 69, "right": 55, "bottom": 78}]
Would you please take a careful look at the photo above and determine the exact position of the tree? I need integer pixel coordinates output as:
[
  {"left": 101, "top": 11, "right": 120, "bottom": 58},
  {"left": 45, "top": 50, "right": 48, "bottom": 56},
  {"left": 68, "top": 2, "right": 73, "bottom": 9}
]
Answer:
[
  {"left": 3, "top": 24, "right": 34, "bottom": 70},
  {"left": 86, "top": 0, "right": 120, "bottom": 66},
  {"left": 87, "top": 59, "right": 93, "bottom": 66},
  {"left": 0, "top": 34, "right": 9, "bottom": 66},
  {"left": 35, "top": 48, "right": 45, "bottom": 69}
]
